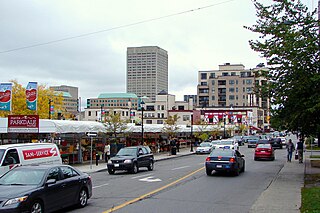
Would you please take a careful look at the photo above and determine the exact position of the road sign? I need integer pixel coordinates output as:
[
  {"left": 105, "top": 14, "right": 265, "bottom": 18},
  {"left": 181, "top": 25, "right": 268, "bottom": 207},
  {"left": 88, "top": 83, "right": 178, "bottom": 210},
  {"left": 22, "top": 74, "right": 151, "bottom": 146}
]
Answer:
[{"left": 86, "top": 132, "right": 97, "bottom": 137}]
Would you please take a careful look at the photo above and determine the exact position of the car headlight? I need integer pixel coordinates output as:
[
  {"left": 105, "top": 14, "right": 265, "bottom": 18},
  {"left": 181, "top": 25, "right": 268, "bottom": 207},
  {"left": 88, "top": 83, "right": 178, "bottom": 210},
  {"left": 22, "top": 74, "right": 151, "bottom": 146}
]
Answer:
[
  {"left": 4, "top": 196, "right": 28, "bottom": 206},
  {"left": 124, "top": 159, "right": 132, "bottom": 163}
]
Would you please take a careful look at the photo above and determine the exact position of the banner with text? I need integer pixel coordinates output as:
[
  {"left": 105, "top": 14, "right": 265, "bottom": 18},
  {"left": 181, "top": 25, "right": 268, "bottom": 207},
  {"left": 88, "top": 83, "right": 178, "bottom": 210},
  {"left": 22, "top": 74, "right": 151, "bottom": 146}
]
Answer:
[
  {"left": 8, "top": 115, "right": 39, "bottom": 133},
  {"left": 26, "top": 82, "right": 38, "bottom": 111},
  {"left": 0, "top": 83, "right": 12, "bottom": 111}
]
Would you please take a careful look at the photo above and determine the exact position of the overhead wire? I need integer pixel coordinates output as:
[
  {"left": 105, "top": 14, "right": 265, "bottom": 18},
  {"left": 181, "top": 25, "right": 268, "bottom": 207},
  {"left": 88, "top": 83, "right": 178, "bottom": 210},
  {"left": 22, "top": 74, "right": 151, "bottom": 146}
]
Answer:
[{"left": 0, "top": 0, "right": 235, "bottom": 54}]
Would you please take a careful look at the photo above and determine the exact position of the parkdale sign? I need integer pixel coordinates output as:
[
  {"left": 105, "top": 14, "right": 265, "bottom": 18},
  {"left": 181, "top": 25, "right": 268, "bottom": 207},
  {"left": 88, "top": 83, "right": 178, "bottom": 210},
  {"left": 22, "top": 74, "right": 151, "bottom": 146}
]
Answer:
[{"left": 8, "top": 115, "right": 39, "bottom": 133}]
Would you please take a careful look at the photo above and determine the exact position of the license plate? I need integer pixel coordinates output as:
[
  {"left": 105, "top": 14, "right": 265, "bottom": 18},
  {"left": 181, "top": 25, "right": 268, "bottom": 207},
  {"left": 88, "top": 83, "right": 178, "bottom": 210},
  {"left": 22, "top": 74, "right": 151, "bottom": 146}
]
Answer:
[
  {"left": 261, "top": 151, "right": 265, "bottom": 153},
  {"left": 216, "top": 165, "right": 222, "bottom": 168},
  {"left": 114, "top": 164, "right": 119, "bottom": 167}
]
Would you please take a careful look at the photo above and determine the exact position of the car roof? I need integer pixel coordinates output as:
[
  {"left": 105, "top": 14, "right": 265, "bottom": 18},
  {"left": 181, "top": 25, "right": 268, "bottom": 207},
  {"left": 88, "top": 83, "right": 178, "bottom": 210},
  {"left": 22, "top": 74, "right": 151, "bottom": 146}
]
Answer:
[{"left": 0, "top": 143, "right": 56, "bottom": 149}]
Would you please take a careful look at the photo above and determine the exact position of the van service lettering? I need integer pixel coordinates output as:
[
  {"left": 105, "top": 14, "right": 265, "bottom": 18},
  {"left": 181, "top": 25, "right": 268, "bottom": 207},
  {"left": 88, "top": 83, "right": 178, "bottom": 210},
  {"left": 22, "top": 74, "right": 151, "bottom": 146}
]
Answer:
[{"left": 23, "top": 147, "right": 58, "bottom": 160}]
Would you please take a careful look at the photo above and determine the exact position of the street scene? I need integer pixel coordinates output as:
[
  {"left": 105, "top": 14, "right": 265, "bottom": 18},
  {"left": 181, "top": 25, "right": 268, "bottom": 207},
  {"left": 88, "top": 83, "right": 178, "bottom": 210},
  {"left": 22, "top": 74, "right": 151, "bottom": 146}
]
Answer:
[{"left": 0, "top": 0, "right": 319, "bottom": 213}]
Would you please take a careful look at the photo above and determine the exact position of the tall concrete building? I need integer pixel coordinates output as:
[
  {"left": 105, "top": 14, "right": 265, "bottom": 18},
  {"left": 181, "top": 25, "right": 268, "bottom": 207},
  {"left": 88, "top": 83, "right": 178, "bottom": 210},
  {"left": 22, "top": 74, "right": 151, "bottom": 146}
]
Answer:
[
  {"left": 50, "top": 85, "right": 79, "bottom": 116},
  {"left": 126, "top": 46, "right": 168, "bottom": 101}
]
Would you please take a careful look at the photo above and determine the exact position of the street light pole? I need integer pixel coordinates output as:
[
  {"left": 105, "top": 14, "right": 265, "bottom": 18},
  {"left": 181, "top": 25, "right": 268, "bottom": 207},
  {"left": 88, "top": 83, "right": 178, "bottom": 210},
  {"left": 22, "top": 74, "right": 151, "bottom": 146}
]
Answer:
[
  {"left": 190, "top": 113, "right": 193, "bottom": 152},
  {"left": 223, "top": 114, "right": 226, "bottom": 139},
  {"left": 48, "top": 99, "right": 52, "bottom": 119},
  {"left": 141, "top": 101, "right": 145, "bottom": 145}
]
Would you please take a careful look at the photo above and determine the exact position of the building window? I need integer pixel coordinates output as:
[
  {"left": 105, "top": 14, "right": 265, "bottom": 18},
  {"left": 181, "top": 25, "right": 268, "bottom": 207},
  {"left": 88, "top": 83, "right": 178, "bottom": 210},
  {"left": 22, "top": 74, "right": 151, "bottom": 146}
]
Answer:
[
  {"left": 229, "top": 80, "right": 235, "bottom": 85},
  {"left": 183, "top": 115, "right": 190, "bottom": 121},
  {"left": 211, "top": 80, "right": 215, "bottom": 85},
  {"left": 146, "top": 120, "right": 152, "bottom": 124},
  {"left": 212, "top": 96, "right": 215, "bottom": 100},
  {"left": 246, "top": 87, "right": 252, "bottom": 92},
  {"left": 178, "top": 106, "right": 184, "bottom": 110},
  {"left": 200, "top": 82, "right": 208, "bottom": 86},
  {"left": 157, "top": 120, "right": 163, "bottom": 124},
  {"left": 229, "top": 88, "right": 235, "bottom": 93},
  {"left": 209, "top": 73, "right": 215, "bottom": 78},
  {"left": 88, "top": 111, "right": 91, "bottom": 116},
  {"left": 222, "top": 72, "right": 229, "bottom": 76},
  {"left": 218, "top": 80, "right": 226, "bottom": 86},
  {"left": 229, "top": 95, "right": 235, "bottom": 100},
  {"left": 246, "top": 79, "right": 253, "bottom": 84},
  {"left": 201, "top": 73, "right": 207, "bottom": 80}
]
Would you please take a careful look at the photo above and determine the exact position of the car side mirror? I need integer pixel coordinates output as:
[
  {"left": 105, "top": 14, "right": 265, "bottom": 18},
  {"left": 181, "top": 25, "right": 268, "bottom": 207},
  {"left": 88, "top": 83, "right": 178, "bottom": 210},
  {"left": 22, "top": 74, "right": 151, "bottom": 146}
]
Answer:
[{"left": 46, "top": 179, "right": 56, "bottom": 185}]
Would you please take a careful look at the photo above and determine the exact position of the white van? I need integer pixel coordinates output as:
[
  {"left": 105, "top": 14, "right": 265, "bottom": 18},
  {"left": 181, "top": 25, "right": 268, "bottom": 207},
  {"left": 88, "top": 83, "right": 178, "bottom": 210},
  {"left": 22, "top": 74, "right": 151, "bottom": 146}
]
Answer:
[{"left": 0, "top": 143, "right": 62, "bottom": 176}]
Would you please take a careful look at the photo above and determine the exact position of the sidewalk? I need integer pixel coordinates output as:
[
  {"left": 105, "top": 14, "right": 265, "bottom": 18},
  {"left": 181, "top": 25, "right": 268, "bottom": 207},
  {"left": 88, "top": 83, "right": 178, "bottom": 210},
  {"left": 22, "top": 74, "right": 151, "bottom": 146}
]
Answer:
[
  {"left": 73, "top": 147, "right": 195, "bottom": 174},
  {"left": 250, "top": 150, "right": 320, "bottom": 213}
]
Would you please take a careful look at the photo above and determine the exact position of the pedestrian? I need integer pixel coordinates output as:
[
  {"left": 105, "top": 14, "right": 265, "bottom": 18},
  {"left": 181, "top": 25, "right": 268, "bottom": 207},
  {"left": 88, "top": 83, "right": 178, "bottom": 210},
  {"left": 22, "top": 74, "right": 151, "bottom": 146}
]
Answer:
[
  {"left": 176, "top": 139, "right": 180, "bottom": 152},
  {"left": 295, "top": 139, "right": 306, "bottom": 163},
  {"left": 104, "top": 142, "right": 110, "bottom": 162},
  {"left": 286, "top": 139, "right": 295, "bottom": 162}
]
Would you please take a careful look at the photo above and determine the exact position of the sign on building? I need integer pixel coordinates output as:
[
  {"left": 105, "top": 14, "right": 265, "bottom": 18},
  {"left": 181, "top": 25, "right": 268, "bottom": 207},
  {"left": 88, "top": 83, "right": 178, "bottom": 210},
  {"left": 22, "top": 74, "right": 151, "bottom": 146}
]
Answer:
[{"left": 8, "top": 115, "right": 39, "bottom": 133}]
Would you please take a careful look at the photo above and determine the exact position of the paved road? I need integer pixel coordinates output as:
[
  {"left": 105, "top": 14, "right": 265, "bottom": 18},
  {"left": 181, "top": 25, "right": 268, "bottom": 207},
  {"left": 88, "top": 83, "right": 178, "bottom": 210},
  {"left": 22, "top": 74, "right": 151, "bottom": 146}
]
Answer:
[{"left": 58, "top": 146, "right": 288, "bottom": 213}]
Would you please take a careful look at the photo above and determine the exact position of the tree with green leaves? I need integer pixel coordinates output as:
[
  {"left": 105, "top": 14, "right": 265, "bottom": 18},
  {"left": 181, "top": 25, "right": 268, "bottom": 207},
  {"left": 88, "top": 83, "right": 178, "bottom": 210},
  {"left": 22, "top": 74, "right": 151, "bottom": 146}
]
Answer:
[
  {"left": 162, "top": 114, "right": 180, "bottom": 138},
  {"left": 104, "top": 110, "right": 128, "bottom": 143},
  {"left": 245, "top": 0, "right": 320, "bottom": 143}
]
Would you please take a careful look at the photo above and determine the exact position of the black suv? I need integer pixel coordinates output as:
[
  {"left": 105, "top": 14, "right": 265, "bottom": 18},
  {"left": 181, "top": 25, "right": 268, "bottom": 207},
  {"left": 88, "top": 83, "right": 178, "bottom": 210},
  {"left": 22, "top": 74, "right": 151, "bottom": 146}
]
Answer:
[{"left": 107, "top": 146, "right": 154, "bottom": 174}]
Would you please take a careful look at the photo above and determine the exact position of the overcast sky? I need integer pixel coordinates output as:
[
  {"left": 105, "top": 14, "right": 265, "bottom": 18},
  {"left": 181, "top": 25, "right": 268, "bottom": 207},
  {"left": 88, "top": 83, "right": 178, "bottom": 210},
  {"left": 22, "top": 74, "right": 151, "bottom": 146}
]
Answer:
[{"left": 0, "top": 0, "right": 316, "bottom": 107}]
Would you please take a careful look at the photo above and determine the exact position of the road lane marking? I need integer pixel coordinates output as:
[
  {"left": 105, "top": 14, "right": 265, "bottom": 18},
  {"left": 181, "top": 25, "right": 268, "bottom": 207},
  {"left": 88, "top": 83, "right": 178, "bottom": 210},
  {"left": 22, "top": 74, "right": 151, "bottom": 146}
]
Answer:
[
  {"left": 171, "top": 166, "right": 190, "bottom": 170},
  {"left": 102, "top": 167, "right": 204, "bottom": 213},
  {"left": 131, "top": 173, "right": 154, "bottom": 179},
  {"left": 93, "top": 183, "right": 109, "bottom": 189},
  {"left": 139, "top": 176, "right": 162, "bottom": 182}
]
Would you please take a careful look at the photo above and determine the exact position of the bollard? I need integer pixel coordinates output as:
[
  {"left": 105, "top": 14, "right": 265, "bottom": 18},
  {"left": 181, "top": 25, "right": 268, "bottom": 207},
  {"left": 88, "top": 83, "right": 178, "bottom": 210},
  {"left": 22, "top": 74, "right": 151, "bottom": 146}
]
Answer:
[{"left": 96, "top": 153, "right": 99, "bottom": 166}]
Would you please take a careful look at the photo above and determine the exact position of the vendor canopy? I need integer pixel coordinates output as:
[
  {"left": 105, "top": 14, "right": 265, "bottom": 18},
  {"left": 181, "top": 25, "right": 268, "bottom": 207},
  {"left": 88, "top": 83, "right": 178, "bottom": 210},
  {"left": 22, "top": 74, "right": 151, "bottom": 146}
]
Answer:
[{"left": 0, "top": 118, "right": 105, "bottom": 133}]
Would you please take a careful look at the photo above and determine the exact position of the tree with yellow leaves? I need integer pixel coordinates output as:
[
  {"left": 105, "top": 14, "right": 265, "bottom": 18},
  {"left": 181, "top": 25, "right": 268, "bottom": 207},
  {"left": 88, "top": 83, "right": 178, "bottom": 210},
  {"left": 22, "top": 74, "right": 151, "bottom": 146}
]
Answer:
[{"left": 0, "top": 80, "right": 64, "bottom": 119}]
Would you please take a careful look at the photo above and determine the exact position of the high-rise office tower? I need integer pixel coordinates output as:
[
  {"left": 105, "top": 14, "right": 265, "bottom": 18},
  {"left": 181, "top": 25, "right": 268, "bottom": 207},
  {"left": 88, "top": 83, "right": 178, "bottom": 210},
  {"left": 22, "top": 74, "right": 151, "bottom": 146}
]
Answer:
[{"left": 127, "top": 46, "right": 168, "bottom": 101}]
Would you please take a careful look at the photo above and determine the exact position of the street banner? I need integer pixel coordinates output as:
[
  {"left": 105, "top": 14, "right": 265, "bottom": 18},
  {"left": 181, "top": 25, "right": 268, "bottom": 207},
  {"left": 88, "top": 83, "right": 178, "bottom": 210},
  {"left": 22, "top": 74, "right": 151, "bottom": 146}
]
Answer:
[
  {"left": 26, "top": 82, "right": 38, "bottom": 111},
  {"left": 0, "top": 83, "right": 12, "bottom": 111}
]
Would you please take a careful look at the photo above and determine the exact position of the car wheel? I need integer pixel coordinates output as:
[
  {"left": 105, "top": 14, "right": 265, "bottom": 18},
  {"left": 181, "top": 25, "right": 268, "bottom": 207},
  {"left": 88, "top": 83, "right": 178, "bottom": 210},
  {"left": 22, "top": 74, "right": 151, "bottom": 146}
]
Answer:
[
  {"left": 241, "top": 163, "right": 245, "bottom": 173},
  {"left": 108, "top": 168, "right": 115, "bottom": 175},
  {"left": 254, "top": 157, "right": 258, "bottom": 161},
  {"left": 78, "top": 188, "right": 88, "bottom": 208},
  {"left": 131, "top": 163, "right": 139, "bottom": 174},
  {"left": 271, "top": 157, "right": 275, "bottom": 161},
  {"left": 206, "top": 168, "right": 212, "bottom": 176},
  {"left": 30, "top": 200, "right": 43, "bottom": 213},
  {"left": 147, "top": 161, "right": 154, "bottom": 171}
]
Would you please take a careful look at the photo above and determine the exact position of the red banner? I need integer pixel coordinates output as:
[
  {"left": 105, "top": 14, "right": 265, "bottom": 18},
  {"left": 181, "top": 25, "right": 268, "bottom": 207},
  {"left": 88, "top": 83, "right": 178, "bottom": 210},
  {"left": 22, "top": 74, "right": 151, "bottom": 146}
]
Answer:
[
  {"left": 22, "top": 147, "right": 58, "bottom": 160},
  {"left": 8, "top": 115, "right": 39, "bottom": 133}
]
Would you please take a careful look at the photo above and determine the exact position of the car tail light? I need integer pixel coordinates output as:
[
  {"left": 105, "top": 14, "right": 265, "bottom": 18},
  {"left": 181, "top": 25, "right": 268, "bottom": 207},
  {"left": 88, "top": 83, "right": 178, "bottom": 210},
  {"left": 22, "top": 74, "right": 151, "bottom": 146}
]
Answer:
[
  {"left": 205, "top": 157, "right": 210, "bottom": 162},
  {"left": 229, "top": 158, "right": 235, "bottom": 163}
]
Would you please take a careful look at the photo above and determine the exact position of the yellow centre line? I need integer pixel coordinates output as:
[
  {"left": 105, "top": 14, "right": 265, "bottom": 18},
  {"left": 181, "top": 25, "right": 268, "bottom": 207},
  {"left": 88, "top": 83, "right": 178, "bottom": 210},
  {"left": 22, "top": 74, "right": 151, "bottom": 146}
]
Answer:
[{"left": 102, "top": 167, "right": 204, "bottom": 213}]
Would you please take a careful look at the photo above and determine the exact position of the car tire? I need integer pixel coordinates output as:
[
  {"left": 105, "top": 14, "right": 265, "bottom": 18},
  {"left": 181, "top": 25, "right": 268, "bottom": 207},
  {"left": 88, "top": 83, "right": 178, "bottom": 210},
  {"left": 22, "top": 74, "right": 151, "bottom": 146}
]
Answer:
[
  {"left": 254, "top": 157, "right": 258, "bottom": 161},
  {"left": 30, "top": 200, "right": 43, "bottom": 213},
  {"left": 206, "top": 168, "right": 212, "bottom": 176},
  {"left": 241, "top": 163, "right": 245, "bottom": 173},
  {"left": 147, "top": 161, "right": 154, "bottom": 171},
  {"left": 131, "top": 163, "right": 139, "bottom": 174},
  {"left": 108, "top": 168, "right": 115, "bottom": 175},
  {"left": 78, "top": 188, "right": 88, "bottom": 208},
  {"left": 271, "top": 157, "right": 275, "bottom": 161}
]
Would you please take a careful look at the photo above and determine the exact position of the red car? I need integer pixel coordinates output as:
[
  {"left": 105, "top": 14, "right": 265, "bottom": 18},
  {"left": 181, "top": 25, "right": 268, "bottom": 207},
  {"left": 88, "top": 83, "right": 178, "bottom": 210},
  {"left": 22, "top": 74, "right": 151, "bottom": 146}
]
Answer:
[{"left": 254, "top": 143, "right": 275, "bottom": 161}]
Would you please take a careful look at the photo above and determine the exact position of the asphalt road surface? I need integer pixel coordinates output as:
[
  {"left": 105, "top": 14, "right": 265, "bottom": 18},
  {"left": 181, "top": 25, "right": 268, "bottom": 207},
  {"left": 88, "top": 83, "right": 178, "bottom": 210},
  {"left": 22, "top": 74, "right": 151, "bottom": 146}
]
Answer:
[{"left": 59, "top": 146, "right": 288, "bottom": 213}]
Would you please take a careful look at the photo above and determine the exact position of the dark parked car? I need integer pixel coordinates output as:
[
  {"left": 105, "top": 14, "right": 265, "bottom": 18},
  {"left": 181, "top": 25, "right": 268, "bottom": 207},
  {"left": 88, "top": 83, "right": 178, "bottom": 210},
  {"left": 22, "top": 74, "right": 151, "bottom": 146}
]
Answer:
[
  {"left": 0, "top": 164, "right": 92, "bottom": 213},
  {"left": 107, "top": 146, "right": 154, "bottom": 174},
  {"left": 269, "top": 138, "right": 283, "bottom": 149},
  {"left": 205, "top": 149, "right": 245, "bottom": 176},
  {"left": 247, "top": 136, "right": 261, "bottom": 148}
]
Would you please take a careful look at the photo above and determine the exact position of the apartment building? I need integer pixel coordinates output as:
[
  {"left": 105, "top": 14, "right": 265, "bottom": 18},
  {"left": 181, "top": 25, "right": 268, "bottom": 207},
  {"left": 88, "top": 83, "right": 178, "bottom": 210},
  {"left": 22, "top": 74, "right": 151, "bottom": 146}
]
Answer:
[
  {"left": 197, "top": 63, "right": 270, "bottom": 129},
  {"left": 127, "top": 46, "right": 168, "bottom": 101}
]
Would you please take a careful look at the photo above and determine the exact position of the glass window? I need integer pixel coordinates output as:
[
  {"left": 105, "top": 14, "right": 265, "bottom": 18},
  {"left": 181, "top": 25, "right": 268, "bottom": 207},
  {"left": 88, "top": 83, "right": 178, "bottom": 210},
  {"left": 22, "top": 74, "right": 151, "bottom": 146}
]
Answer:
[
  {"left": 246, "top": 79, "right": 253, "bottom": 84},
  {"left": 2, "top": 149, "right": 20, "bottom": 166},
  {"left": 229, "top": 80, "right": 235, "bottom": 85},
  {"left": 229, "top": 95, "right": 235, "bottom": 100},
  {"left": 201, "top": 73, "right": 207, "bottom": 80},
  {"left": 229, "top": 88, "right": 235, "bottom": 93},
  {"left": 47, "top": 167, "right": 61, "bottom": 181},
  {"left": 61, "top": 166, "right": 79, "bottom": 179}
]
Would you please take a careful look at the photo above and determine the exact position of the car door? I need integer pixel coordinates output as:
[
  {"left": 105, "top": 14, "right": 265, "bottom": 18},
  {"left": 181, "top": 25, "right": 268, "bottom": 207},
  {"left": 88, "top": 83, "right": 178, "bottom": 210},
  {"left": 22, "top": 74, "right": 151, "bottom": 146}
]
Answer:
[
  {"left": 43, "top": 167, "right": 66, "bottom": 211},
  {"left": 137, "top": 148, "right": 145, "bottom": 167},
  {"left": 60, "top": 166, "right": 82, "bottom": 206},
  {"left": 235, "top": 150, "right": 244, "bottom": 169}
]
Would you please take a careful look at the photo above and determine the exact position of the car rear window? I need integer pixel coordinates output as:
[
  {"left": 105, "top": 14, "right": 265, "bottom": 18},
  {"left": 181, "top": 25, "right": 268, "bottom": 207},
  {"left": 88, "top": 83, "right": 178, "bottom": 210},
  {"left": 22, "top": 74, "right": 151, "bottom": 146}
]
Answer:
[
  {"left": 210, "top": 149, "right": 233, "bottom": 157},
  {"left": 257, "top": 144, "right": 272, "bottom": 148}
]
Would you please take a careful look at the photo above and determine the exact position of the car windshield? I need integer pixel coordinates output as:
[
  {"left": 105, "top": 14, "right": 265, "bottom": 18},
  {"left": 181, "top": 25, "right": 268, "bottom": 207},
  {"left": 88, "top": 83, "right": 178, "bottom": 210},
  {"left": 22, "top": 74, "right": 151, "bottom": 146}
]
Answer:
[
  {"left": 233, "top": 136, "right": 242, "bottom": 139},
  {"left": 210, "top": 149, "right": 233, "bottom": 157},
  {"left": 211, "top": 141, "right": 220, "bottom": 145},
  {"left": 248, "top": 136, "right": 260, "bottom": 140},
  {"left": 200, "top": 142, "right": 211, "bottom": 147},
  {"left": 116, "top": 148, "right": 137, "bottom": 156},
  {"left": 0, "top": 169, "right": 46, "bottom": 185},
  {"left": 219, "top": 141, "right": 233, "bottom": 145}
]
